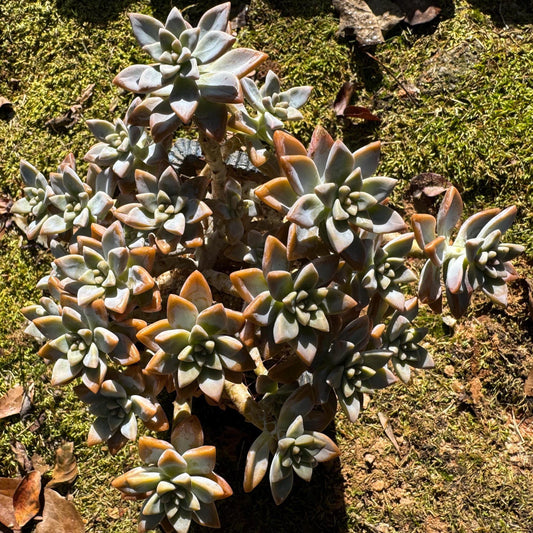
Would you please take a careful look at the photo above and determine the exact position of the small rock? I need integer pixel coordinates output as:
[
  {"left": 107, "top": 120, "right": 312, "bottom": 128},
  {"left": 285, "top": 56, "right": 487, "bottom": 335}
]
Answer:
[
  {"left": 376, "top": 524, "right": 390, "bottom": 533},
  {"left": 364, "top": 453, "right": 376, "bottom": 467}
]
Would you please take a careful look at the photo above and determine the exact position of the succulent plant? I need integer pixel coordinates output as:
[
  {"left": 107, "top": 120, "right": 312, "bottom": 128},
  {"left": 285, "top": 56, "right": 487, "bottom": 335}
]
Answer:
[
  {"left": 359, "top": 233, "right": 417, "bottom": 310},
  {"left": 380, "top": 298, "right": 433, "bottom": 384},
  {"left": 229, "top": 71, "right": 312, "bottom": 165},
  {"left": 255, "top": 127, "right": 405, "bottom": 262},
  {"left": 313, "top": 316, "right": 395, "bottom": 422},
  {"left": 137, "top": 271, "right": 251, "bottom": 402},
  {"left": 75, "top": 368, "right": 168, "bottom": 454},
  {"left": 114, "top": 166, "right": 212, "bottom": 254},
  {"left": 84, "top": 98, "right": 168, "bottom": 183},
  {"left": 412, "top": 186, "right": 524, "bottom": 317},
  {"left": 231, "top": 236, "right": 356, "bottom": 364},
  {"left": 11, "top": 155, "right": 114, "bottom": 240},
  {"left": 22, "top": 290, "right": 145, "bottom": 393},
  {"left": 112, "top": 416, "right": 232, "bottom": 533},
  {"left": 114, "top": 3, "right": 267, "bottom": 141},
  {"left": 243, "top": 385, "right": 339, "bottom": 504},
  {"left": 10, "top": 159, "right": 52, "bottom": 239},
  {"left": 53, "top": 221, "right": 161, "bottom": 316}
]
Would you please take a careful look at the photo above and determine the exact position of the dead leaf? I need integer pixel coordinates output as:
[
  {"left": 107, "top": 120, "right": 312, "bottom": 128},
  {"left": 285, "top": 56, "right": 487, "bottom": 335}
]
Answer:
[
  {"left": 525, "top": 367, "right": 533, "bottom": 397},
  {"left": 333, "top": 0, "right": 404, "bottom": 45},
  {"left": 378, "top": 411, "right": 402, "bottom": 455},
  {"left": 10, "top": 442, "right": 32, "bottom": 474},
  {"left": 409, "top": 173, "right": 452, "bottom": 215},
  {"left": 343, "top": 105, "right": 380, "bottom": 121},
  {"left": 333, "top": 81, "right": 355, "bottom": 116},
  {"left": 0, "top": 97, "right": 14, "bottom": 121},
  {"left": 45, "top": 84, "right": 95, "bottom": 131},
  {"left": 0, "top": 493, "right": 16, "bottom": 530},
  {"left": 0, "top": 479, "right": 21, "bottom": 498},
  {"left": 30, "top": 454, "right": 50, "bottom": 476},
  {"left": 0, "top": 386, "right": 33, "bottom": 419},
  {"left": 395, "top": 0, "right": 441, "bottom": 25},
  {"left": 13, "top": 471, "right": 41, "bottom": 528},
  {"left": 333, "top": 0, "right": 441, "bottom": 45},
  {"left": 35, "top": 488, "right": 84, "bottom": 533},
  {"left": 47, "top": 442, "right": 78, "bottom": 488}
]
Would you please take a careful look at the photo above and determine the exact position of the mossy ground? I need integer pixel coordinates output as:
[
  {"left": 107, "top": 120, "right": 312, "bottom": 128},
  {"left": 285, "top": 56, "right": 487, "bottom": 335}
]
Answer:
[{"left": 0, "top": 0, "right": 532, "bottom": 532}]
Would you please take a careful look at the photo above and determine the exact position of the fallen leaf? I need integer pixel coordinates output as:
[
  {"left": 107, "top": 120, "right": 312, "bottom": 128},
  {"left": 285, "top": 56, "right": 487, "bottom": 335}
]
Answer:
[
  {"left": 11, "top": 442, "right": 32, "bottom": 474},
  {"left": 333, "top": 0, "right": 404, "bottom": 46},
  {"left": 0, "top": 493, "right": 16, "bottom": 530},
  {"left": 469, "top": 377, "right": 483, "bottom": 404},
  {"left": 30, "top": 454, "right": 50, "bottom": 476},
  {"left": 525, "top": 367, "right": 533, "bottom": 397},
  {"left": 409, "top": 173, "right": 452, "bottom": 215},
  {"left": 333, "top": 0, "right": 441, "bottom": 45},
  {"left": 0, "top": 479, "right": 21, "bottom": 498},
  {"left": 13, "top": 471, "right": 41, "bottom": 528},
  {"left": 333, "top": 81, "right": 355, "bottom": 116},
  {"left": 395, "top": 0, "right": 441, "bottom": 25},
  {"left": 45, "top": 84, "right": 95, "bottom": 131},
  {"left": 378, "top": 411, "right": 402, "bottom": 455},
  {"left": 35, "top": 488, "right": 84, "bottom": 533},
  {"left": 47, "top": 442, "right": 78, "bottom": 488},
  {"left": 343, "top": 105, "right": 380, "bottom": 121},
  {"left": 0, "top": 386, "right": 31, "bottom": 419}
]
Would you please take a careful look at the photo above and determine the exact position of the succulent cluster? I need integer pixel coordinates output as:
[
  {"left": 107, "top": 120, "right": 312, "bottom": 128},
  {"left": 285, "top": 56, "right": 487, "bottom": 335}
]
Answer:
[{"left": 13, "top": 4, "right": 522, "bottom": 533}]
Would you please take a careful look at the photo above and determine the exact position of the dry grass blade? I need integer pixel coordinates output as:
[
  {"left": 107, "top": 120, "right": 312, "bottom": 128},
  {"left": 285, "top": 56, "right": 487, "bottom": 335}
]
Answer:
[{"left": 378, "top": 411, "right": 402, "bottom": 456}]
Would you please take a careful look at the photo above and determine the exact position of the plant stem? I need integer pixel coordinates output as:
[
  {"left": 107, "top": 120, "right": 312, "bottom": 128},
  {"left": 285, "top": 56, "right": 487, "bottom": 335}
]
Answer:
[
  {"left": 223, "top": 381, "right": 273, "bottom": 432},
  {"left": 198, "top": 131, "right": 227, "bottom": 200}
]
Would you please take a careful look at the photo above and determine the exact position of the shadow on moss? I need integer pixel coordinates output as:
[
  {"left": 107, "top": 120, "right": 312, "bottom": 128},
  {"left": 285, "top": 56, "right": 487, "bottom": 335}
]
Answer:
[
  {"left": 55, "top": 0, "right": 137, "bottom": 23},
  {"left": 466, "top": 0, "right": 533, "bottom": 26}
]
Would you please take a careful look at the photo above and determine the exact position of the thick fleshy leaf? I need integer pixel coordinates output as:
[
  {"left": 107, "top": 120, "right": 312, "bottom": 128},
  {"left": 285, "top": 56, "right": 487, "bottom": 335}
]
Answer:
[
  {"left": 263, "top": 236, "right": 289, "bottom": 274},
  {"left": 436, "top": 186, "right": 463, "bottom": 237},
  {"left": 194, "top": 31, "right": 235, "bottom": 64},
  {"left": 201, "top": 48, "right": 267, "bottom": 78},
  {"left": 180, "top": 271, "right": 212, "bottom": 312},
  {"left": 171, "top": 415, "right": 204, "bottom": 454},
  {"left": 352, "top": 141, "right": 380, "bottom": 177},
  {"left": 198, "top": 2, "right": 230, "bottom": 35},
  {"left": 183, "top": 446, "right": 216, "bottom": 475},
  {"left": 169, "top": 77, "right": 200, "bottom": 123},
  {"left": 280, "top": 155, "right": 319, "bottom": 196},
  {"left": 114, "top": 64, "right": 160, "bottom": 93},
  {"left": 366, "top": 203, "right": 406, "bottom": 233},
  {"left": 287, "top": 193, "right": 324, "bottom": 228},
  {"left": 273, "top": 310, "right": 299, "bottom": 343},
  {"left": 255, "top": 177, "right": 298, "bottom": 214},
  {"left": 244, "top": 431, "right": 272, "bottom": 492},
  {"left": 412, "top": 214, "right": 437, "bottom": 249},
  {"left": 230, "top": 268, "right": 268, "bottom": 302},
  {"left": 129, "top": 13, "right": 164, "bottom": 47},
  {"left": 325, "top": 216, "right": 354, "bottom": 253},
  {"left": 324, "top": 141, "right": 355, "bottom": 186}
]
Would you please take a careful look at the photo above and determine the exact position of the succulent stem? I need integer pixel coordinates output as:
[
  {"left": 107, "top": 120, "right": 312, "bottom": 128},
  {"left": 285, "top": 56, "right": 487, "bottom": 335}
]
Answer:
[
  {"left": 223, "top": 381, "right": 272, "bottom": 431},
  {"left": 198, "top": 131, "right": 227, "bottom": 200}
]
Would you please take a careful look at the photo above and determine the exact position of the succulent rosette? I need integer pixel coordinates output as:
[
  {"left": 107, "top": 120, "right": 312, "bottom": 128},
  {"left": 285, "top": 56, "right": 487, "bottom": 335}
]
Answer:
[
  {"left": 11, "top": 155, "right": 114, "bottom": 240},
  {"left": 22, "top": 291, "right": 145, "bottom": 392},
  {"left": 313, "top": 316, "right": 395, "bottom": 422},
  {"left": 75, "top": 369, "right": 169, "bottom": 454},
  {"left": 412, "top": 186, "right": 524, "bottom": 317},
  {"left": 230, "top": 235, "right": 356, "bottom": 364},
  {"left": 84, "top": 98, "right": 168, "bottom": 183},
  {"left": 255, "top": 127, "right": 405, "bottom": 263},
  {"left": 112, "top": 416, "right": 232, "bottom": 533},
  {"left": 114, "top": 3, "right": 267, "bottom": 141},
  {"left": 53, "top": 221, "right": 161, "bottom": 316},
  {"left": 137, "top": 271, "right": 251, "bottom": 402},
  {"left": 380, "top": 298, "right": 433, "bottom": 384},
  {"left": 359, "top": 233, "right": 417, "bottom": 310},
  {"left": 229, "top": 70, "right": 312, "bottom": 165},
  {"left": 243, "top": 385, "right": 339, "bottom": 504},
  {"left": 114, "top": 166, "right": 212, "bottom": 253}
]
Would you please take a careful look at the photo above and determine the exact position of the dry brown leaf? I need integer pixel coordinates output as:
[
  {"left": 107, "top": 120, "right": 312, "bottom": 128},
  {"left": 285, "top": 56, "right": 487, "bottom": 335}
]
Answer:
[
  {"left": 30, "top": 454, "right": 50, "bottom": 476},
  {"left": 469, "top": 377, "right": 483, "bottom": 404},
  {"left": 0, "top": 386, "right": 29, "bottom": 419},
  {"left": 333, "top": 81, "right": 355, "bottom": 116},
  {"left": 343, "top": 105, "right": 380, "bottom": 121},
  {"left": 378, "top": 411, "right": 402, "bottom": 455},
  {"left": 13, "top": 471, "right": 41, "bottom": 528},
  {"left": 0, "top": 493, "right": 17, "bottom": 530},
  {"left": 35, "top": 488, "right": 84, "bottom": 533},
  {"left": 395, "top": 0, "right": 441, "bottom": 25},
  {"left": 0, "top": 479, "right": 21, "bottom": 498},
  {"left": 47, "top": 442, "right": 78, "bottom": 488},
  {"left": 524, "top": 367, "right": 533, "bottom": 397},
  {"left": 45, "top": 84, "right": 95, "bottom": 131},
  {"left": 10, "top": 442, "right": 32, "bottom": 474}
]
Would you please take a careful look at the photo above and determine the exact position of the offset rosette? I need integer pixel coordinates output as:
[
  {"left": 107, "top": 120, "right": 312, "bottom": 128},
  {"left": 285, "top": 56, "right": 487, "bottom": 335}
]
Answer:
[
  {"left": 412, "top": 186, "right": 524, "bottom": 317},
  {"left": 112, "top": 416, "right": 232, "bottom": 532},
  {"left": 22, "top": 291, "right": 144, "bottom": 392},
  {"left": 137, "top": 271, "right": 251, "bottom": 402},
  {"left": 255, "top": 127, "right": 405, "bottom": 262},
  {"left": 53, "top": 221, "right": 161, "bottom": 316},
  {"left": 114, "top": 166, "right": 212, "bottom": 253},
  {"left": 231, "top": 236, "right": 356, "bottom": 364},
  {"left": 84, "top": 98, "right": 168, "bottom": 183},
  {"left": 114, "top": 3, "right": 266, "bottom": 141},
  {"left": 313, "top": 316, "right": 395, "bottom": 422}
]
